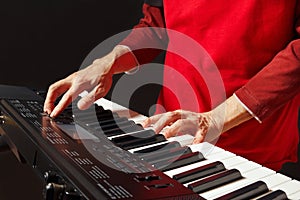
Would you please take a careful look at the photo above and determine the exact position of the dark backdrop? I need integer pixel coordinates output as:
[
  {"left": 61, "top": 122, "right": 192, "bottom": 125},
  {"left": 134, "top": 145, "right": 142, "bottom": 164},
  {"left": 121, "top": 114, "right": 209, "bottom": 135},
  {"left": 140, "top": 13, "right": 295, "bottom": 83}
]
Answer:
[{"left": 0, "top": 0, "right": 144, "bottom": 90}]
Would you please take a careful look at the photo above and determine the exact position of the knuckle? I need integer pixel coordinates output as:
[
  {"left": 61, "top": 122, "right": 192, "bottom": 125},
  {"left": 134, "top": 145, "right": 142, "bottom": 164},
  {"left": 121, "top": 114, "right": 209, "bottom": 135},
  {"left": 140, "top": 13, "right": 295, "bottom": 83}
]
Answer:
[
  {"left": 63, "top": 92, "right": 72, "bottom": 100},
  {"left": 94, "top": 85, "right": 105, "bottom": 96},
  {"left": 48, "top": 83, "right": 58, "bottom": 91},
  {"left": 173, "top": 119, "right": 183, "bottom": 127},
  {"left": 174, "top": 109, "right": 183, "bottom": 117},
  {"left": 168, "top": 110, "right": 181, "bottom": 119},
  {"left": 145, "top": 117, "right": 152, "bottom": 124},
  {"left": 83, "top": 94, "right": 95, "bottom": 103},
  {"left": 73, "top": 74, "right": 84, "bottom": 84}
]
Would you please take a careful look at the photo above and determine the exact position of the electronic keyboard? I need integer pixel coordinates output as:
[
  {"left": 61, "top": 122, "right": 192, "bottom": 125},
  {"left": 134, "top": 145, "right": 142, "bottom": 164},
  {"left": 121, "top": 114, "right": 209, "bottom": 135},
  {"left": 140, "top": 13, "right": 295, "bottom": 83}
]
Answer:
[{"left": 0, "top": 84, "right": 299, "bottom": 200}]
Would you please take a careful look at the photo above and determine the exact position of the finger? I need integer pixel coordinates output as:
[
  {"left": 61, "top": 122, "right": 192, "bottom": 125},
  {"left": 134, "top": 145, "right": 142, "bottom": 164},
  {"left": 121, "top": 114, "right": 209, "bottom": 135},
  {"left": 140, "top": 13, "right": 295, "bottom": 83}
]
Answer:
[
  {"left": 50, "top": 85, "right": 83, "bottom": 117},
  {"left": 43, "top": 80, "right": 71, "bottom": 114},
  {"left": 77, "top": 91, "right": 96, "bottom": 110},
  {"left": 193, "top": 130, "right": 205, "bottom": 144},
  {"left": 77, "top": 81, "right": 110, "bottom": 110},
  {"left": 141, "top": 117, "right": 151, "bottom": 128},
  {"left": 141, "top": 113, "right": 164, "bottom": 128},
  {"left": 192, "top": 117, "right": 209, "bottom": 144},
  {"left": 152, "top": 111, "right": 182, "bottom": 133},
  {"left": 163, "top": 119, "right": 196, "bottom": 138},
  {"left": 50, "top": 91, "right": 72, "bottom": 118}
]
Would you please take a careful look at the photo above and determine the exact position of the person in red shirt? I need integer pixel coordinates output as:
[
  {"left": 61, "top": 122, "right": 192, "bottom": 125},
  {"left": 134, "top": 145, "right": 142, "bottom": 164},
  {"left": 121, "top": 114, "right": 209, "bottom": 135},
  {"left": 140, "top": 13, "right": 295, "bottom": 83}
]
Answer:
[{"left": 44, "top": 0, "right": 300, "bottom": 171}]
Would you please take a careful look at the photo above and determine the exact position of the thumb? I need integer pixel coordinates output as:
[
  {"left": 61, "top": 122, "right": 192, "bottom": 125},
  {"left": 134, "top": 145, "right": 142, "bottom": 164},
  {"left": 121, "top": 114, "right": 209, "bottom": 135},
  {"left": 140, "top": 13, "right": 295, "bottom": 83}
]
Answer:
[
  {"left": 77, "top": 92, "right": 95, "bottom": 110},
  {"left": 192, "top": 130, "right": 205, "bottom": 144}
]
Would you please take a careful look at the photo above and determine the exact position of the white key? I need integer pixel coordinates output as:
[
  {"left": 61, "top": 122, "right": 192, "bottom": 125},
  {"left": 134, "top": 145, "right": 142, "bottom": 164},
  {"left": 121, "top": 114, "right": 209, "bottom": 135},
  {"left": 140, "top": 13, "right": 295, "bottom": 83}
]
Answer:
[
  {"left": 209, "top": 170, "right": 280, "bottom": 200},
  {"left": 108, "top": 129, "right": 154, "bottom": 140},
  {"left": 243, "top": 167, "right": 275, "bottom": 180},
  {"left": 220, "top": 156, "right": 248, "bottom": 168},
  {"left": 205, "top": 151, "right": 236, "bottom": 162},
  {"left": 253, "top": 173, "right": 292, "bottom": 199},
  {"left": 164, "top": 159, "right": 216, "bottom": 178},
  {"left": 168, "top": 134, "right": 195, "bottom": 146},
  {"left": 188, "top": 142, "right": 215, "bottom": 151},
  {"left": 165, "top": 149, "right": 247, "bottom": 179},
  {"left": 189, "top": 142, "right": 223, "bottom": 157},
  {"left": 201, "top": 166, "right": 274, "bottom": 199},
  {"left": 176, "top": 155, "right": 261, "bottom": 198},
  {"left": 272, "top": 180, "right": 300, "bottom": 197},
  {"left": 200, "top": 178, "right": 252, "bottom": 199},
  {"left": 128, "top": 140, "right": 169, "bottom": 153},
  {"left": 232, "top": 161, "right": 261, "bottom": 174},
  {"left": 165, "top": 145, "right": 243, "bottom": 185},
  {"left": 288, "top": 190, "right": 300, "bottom": 199},
  {"left": 260, "top": 173, "right": 291, "bottom": 188},
  {"left": 164, "top": 145, "right": 226, "bottom": 177},
  {"left": 128, "top": 134, "right": 194, "bottom": 153},
  {"left": 95, "top": 97, "right": 147, "bottom": 123}
]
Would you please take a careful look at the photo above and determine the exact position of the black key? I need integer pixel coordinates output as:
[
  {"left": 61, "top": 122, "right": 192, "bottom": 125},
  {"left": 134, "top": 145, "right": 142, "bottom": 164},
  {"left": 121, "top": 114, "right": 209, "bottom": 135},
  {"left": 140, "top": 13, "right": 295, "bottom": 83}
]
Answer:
[
  {"left": 116, "top": 134, "right": 167, "bottom": 150},
  {"left": 102, "top": 125, "right": 143, "bottom": 137},
  {"left": 98, "top": 120, "right": 137, "bottom": 134},
  {"left": 153, "top": 151, "right": 205, "bottom": 172},
  {"left": 112, "top": 130, "right": 156, "bottom": 144},
  {"left": 214, "top": 181, "right": 269, "bottom": 200},
  {"left": 101, "top": 120, "right": 136, "bottom": 131},
  {"left": 133, "top": 141, "right": 181, "bottom": 154},
  {"left": 54, "top": 116, "right": 74, "bottom": 124},
  {"left": 60, "top": 107, "right": 74, "bottom": 116},
  {"left": 140, "top": 145, "right": 190, "bottom": 160},
  {"left": 256, "top": 190, "right": 288, "bottom": 200},
  {"left": 86, "top": 117, "right": 128, "bottom": 128},
  {"left": 100, "top": 117, "right": 128, "bottom": 126},
  {"left": 173, "top": 161, "right": 226, "bottom": 184},
  {"left": 75, "top": 110, "right": 116, "bottom": 123},
  {"left": 188, "top": 169, "right": 242, "bottom": 194},
  {"left": 72, "top": 105, "right": 105, "bottom": 117},
  {"left": 140, "top": 146, "right": 192, "bottom": 163}
]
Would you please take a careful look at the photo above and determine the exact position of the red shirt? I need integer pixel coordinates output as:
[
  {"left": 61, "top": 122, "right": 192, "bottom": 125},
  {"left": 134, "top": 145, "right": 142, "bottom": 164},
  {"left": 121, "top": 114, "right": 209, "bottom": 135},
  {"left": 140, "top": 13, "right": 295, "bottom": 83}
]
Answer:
[{"left": 121, "top": 0, "right": 300, "bottom": 170}]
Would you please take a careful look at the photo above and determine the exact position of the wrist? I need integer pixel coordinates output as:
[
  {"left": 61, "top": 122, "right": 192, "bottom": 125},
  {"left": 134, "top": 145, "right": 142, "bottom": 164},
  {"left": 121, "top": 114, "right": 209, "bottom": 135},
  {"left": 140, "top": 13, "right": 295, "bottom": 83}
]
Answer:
[
  {"left": 210, "top": 95, "right": 253, "bottom": 133},
  {"left": 110, "top": 45, "right": 139, "bottom": 74}
]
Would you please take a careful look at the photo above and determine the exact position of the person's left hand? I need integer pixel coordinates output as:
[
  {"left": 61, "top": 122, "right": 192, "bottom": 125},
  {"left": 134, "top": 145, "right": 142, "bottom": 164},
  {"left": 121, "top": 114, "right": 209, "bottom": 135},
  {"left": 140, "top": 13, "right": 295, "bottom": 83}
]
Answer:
[{"left": 142, "top": 109, "right": 222, "bottom": 144}]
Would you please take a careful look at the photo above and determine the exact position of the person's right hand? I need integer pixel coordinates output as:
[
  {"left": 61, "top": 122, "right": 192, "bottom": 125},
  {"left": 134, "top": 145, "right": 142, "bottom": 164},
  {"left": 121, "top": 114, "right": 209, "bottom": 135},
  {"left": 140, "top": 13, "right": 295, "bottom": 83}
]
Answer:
[{"left": 43, "top": 45, "right": 138, "bottom": 118}]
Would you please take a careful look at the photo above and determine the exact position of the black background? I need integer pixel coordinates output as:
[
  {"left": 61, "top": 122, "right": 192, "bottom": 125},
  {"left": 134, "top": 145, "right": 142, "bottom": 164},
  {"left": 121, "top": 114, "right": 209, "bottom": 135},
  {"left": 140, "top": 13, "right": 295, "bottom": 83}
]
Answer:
[
  {"left": 0, "top": 1, "right": 299, "bottom": 200},
  {"left": 0, "top": 0, "right": 143, "bottom": 90}
]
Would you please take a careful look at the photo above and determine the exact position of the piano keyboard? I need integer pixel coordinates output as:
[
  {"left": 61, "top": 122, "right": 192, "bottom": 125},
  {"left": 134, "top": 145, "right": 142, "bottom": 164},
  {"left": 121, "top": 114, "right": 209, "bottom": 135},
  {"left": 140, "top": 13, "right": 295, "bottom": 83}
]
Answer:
[
  {"left": 96, "top": 97, "right": 300, "bottom": 200},
  {"left": 0, "top": 85, "right": 299, "bottom": 200}
]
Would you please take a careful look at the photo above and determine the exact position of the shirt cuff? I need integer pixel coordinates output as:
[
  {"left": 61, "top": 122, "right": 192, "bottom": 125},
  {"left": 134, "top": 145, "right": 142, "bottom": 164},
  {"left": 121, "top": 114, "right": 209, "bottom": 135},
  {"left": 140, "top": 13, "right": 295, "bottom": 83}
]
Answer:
[
  {"left": 233, "top": 93, "right": 262, "bottom": 123},
  {"left": 117, "top": 45, "right": 140, "bottom": 75}
]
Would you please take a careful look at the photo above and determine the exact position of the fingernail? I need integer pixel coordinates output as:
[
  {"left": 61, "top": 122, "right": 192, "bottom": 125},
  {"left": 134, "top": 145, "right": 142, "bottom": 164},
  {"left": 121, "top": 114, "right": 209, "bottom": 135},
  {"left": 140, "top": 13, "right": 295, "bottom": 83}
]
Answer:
[
  {"left": 77, "top": 99, "right": 88, "bottom": 110},
  {"left": 50, "top": 109, "right": 57, "bottom": 118},
  {"left": 193, "top": 138, "right": 202, "bottom": 144},
  {"left": 43, "top": 109, "right": 49, "bottom": 114},
  {"left": 141, "top": 120, "right": 148, "bottom": 128}
]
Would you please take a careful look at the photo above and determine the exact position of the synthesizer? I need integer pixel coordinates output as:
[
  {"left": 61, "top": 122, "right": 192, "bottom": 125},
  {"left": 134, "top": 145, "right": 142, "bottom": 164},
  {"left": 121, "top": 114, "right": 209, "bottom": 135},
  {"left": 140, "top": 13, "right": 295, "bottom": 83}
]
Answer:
[{"left": 0, "top": 84, "right": 299, "bottom": 200}]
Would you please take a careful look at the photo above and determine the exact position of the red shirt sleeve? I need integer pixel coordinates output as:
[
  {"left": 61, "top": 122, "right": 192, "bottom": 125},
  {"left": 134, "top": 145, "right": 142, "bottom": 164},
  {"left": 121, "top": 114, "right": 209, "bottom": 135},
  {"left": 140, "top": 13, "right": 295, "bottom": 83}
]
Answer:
[
  {"left": 235, "top": 3, "right": 300, "bottom": 121},
  {"left": 119, "top": 3, "right": 167, "bottom": 64}
]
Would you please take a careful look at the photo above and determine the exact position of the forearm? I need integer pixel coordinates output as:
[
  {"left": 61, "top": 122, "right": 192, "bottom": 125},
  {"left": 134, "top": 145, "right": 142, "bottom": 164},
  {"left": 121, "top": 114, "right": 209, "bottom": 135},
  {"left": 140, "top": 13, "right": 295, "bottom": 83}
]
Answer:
[
  {"left": 108, "top": 45, "right": 139, "bottom": 74},
  {"left": 209, "top": 95, "right": 253, "bottom": 134},
  {"left": 235, "top": 39, "right": 300, "bottom": 121},
  {"left": 234, "top": 4, "right": 300, "bottom": 121},
  {"left": 119, "top": 3, "right": 167, "bottom": 65}
]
